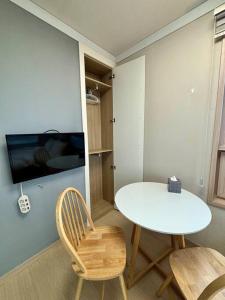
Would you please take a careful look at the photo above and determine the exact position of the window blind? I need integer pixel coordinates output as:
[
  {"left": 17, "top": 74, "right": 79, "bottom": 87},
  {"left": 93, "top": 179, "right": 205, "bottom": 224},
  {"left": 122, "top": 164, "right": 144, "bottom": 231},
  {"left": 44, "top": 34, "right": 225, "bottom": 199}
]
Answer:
[{"left": 215, "top": 4, "right": 225, "bottom": 39}]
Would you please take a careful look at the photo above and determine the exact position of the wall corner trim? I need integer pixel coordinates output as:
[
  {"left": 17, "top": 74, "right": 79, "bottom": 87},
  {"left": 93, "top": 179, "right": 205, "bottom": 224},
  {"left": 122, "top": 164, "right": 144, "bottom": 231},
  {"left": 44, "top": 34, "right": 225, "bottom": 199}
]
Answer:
[
  {"left": 10, "top": 0, "right": 116, "bottom": 63},
  {"left": 116, "top": 0, "right": 225, "bottom": 62}
]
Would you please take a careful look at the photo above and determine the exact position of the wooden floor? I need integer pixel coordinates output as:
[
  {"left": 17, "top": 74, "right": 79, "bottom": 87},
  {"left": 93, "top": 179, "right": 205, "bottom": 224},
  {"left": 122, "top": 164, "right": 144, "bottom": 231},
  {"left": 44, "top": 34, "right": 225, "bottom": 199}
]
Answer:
[
  {"left": 91, "top": 198, "right": 114, "bottom": 221},
  {"left": 0, "top": 209, "right": 182, "bottom": 300}
]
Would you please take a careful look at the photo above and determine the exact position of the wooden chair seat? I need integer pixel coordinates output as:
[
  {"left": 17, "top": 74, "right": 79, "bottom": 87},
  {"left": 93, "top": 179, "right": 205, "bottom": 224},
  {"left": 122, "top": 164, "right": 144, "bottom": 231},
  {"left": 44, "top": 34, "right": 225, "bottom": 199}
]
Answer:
[
  {"left": 170, "top": 247, "right": 225, "bottom": 300},
  {"left": 73, "top": 225, "right": 126, "bottom": 280}
]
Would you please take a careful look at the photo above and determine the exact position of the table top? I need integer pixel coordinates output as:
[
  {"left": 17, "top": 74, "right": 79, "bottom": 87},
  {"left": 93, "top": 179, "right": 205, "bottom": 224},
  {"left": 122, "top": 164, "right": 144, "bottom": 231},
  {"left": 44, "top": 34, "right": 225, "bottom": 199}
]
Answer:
[{"left": 115, "top": 182, "right": 212, "bottom": 235}]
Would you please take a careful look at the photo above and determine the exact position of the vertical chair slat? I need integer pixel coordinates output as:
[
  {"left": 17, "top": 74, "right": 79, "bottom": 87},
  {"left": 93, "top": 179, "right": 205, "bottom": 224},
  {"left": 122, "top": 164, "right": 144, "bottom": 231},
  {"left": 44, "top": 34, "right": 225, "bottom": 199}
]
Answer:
[
  {"left": 71, "top": 191, "right": 83, "bottom": 241},
  {"left": 62, "top": 206, "right": 74, "bottom": 248},
  {"left": 64, "top": 196, "right": 77, "bottom": 249},
  {"left": 70, "top": 191, "right": 82, "bottom": 238},
  {"left": 75, "top": 192, "right": 86, "bottom": 236},
  {"left": 76, "top": 190, "right": 95, "bottom": 230},
  {"left": 67, "top": 192, "right": 79, "bottom": 248}
]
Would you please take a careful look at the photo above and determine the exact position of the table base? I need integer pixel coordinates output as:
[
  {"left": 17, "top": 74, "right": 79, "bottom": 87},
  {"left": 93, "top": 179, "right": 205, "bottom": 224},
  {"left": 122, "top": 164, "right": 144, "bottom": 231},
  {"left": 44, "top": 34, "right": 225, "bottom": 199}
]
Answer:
[{"left": 126, "top": 224, "right": 185, "bottom": 298}]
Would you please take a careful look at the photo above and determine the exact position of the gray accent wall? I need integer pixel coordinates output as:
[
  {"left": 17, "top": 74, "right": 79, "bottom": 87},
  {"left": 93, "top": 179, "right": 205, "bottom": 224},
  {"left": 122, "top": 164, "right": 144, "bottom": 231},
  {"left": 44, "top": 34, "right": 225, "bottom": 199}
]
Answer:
[{"left": 0, "top": 0, "right": 84, "bottom": 276}]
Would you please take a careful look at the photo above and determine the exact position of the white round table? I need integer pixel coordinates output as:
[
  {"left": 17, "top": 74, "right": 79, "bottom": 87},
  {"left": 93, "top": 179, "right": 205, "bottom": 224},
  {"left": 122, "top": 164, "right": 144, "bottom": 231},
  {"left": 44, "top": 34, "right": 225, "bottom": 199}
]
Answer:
[
  {"left": 115, "top": 182, "right": 212, "bottom": 293},
  {"left": 115, "top": 182, "right": 212, "bottom": 235}
]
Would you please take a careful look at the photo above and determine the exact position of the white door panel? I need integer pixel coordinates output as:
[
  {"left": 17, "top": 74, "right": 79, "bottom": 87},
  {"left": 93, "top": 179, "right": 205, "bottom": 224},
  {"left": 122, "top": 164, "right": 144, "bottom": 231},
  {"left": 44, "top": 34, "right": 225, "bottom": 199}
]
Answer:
[{"left": 113, "top": 56, "right": 145, "bottom": 192}]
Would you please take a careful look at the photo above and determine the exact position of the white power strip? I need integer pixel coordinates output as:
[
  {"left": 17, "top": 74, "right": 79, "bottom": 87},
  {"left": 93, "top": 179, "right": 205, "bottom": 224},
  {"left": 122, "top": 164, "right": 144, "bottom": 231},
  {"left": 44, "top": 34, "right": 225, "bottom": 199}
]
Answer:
[
  {"left": 18, "top": 183, "right": 31, "bottom": 214},
  {"left": 18, "top": 194, "right": 31, "bottom": 214}
]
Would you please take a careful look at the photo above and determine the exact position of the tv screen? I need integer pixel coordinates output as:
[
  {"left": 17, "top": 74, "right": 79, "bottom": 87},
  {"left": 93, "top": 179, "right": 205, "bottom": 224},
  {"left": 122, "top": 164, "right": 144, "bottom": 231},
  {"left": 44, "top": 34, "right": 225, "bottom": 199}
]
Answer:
[{"left": 6, "top": 133, "right": 85, "bottom": 184}]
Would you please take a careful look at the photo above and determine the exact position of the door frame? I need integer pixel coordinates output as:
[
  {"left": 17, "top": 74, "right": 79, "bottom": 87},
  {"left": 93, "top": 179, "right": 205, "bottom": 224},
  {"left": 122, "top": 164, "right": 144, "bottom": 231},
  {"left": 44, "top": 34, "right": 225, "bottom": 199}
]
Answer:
[{"left": 78, "top": 43, "right": 115, "bottom": 209}]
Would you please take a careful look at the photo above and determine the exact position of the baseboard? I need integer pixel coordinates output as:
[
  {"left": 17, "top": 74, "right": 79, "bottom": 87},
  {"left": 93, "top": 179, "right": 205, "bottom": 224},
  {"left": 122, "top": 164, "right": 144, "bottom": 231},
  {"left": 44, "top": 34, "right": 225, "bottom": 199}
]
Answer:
[{"left": 0, "top": 240, "right": 61, "bottom": 284}]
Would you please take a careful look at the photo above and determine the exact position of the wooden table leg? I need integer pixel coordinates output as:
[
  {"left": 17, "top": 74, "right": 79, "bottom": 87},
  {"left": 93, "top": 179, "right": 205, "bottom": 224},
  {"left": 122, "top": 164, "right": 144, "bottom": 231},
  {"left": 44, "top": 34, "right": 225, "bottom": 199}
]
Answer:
[
  {"left": 172, "top": 235, "right": 186, "bottom": 249},
  {"left": 156, "top": 235, "right": 186, "bottom": 298},
  {"left": 127, "top": 224, "right": 141, "bottom": 288},
  {"left": 156, "top": 272, "right": 174, "bottom": 297},
  {"left": 177, "top": 235, "right": 186, "bottom": 249}
]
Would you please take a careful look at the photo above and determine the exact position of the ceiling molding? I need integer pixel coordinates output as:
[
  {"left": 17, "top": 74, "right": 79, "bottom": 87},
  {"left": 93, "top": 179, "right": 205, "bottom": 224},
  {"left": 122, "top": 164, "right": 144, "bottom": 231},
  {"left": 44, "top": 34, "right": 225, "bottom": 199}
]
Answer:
[
  {"left": 116, "top": 0, "right": 225, "bottom": 62},
  {"left": 10, "top": 0, "right": 116, "bottom": 63}
]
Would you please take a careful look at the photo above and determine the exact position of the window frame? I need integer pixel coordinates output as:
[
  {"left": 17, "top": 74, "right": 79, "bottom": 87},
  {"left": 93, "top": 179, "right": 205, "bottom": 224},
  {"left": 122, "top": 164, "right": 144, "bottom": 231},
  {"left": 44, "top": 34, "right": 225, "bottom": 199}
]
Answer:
[{"left": 208, "top": 38, "right": 225, "bottom": 209}]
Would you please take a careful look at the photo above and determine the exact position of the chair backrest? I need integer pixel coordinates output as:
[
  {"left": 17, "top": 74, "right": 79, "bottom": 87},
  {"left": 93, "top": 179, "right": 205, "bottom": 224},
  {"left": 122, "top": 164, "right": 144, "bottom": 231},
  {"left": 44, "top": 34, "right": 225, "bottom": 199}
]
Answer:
[{"left": 56, "top": 187, "right": 95, "bottom": 273}]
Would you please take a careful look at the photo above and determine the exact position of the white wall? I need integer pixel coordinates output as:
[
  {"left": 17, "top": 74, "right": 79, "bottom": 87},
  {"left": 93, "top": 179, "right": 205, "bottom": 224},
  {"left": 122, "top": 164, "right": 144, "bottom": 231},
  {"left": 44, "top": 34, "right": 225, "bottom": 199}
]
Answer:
[
  {"left": 143, "top": 13, "right": 214, "bottom": 196},
  {"left": 121, "top": 12, "right": 225, "bottom": 253}
]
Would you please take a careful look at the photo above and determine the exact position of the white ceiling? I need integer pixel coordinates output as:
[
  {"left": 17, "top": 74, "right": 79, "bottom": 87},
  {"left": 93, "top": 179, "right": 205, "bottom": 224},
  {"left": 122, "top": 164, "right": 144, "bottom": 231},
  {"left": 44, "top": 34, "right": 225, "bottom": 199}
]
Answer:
[{"left": 31, "top": 0, "right": 207, "bottom": 56}]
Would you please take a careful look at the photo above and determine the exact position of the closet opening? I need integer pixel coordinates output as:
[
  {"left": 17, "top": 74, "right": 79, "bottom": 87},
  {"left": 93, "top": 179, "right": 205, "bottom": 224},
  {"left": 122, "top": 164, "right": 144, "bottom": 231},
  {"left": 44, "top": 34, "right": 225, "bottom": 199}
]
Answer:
[{"left": 84, "top": 55, "right": 114, "bottom": 220}]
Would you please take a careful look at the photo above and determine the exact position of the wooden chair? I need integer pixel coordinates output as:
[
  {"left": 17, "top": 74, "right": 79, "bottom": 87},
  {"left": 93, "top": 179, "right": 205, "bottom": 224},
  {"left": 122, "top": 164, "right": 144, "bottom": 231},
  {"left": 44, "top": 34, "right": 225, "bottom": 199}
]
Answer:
[
  {"left": 56, "top": 187, "right": 127, "bottom": 300},
  {"left": 170, "top": 247, "right": 225, "bottom": 299}
]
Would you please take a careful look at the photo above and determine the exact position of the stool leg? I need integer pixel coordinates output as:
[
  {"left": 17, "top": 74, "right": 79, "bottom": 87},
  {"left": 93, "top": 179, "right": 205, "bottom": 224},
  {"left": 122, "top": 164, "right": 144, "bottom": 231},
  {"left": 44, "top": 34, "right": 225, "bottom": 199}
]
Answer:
[
  {"left": 101, "top": 281, "right": 105, "bottom": 300},
  {"left": 119, "top": 275, "right": 128, "bottom": 300}
]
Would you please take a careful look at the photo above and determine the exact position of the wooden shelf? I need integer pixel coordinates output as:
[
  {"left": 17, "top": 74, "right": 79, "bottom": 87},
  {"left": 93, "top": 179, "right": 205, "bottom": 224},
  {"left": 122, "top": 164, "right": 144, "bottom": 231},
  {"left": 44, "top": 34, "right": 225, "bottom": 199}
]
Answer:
[
  {"left": 89, "top": 148, "right": 112, "bottom": 155},
  {"left": 85, "top": 76, "right": 112, "bottom": 93},
  {"left": 85, "top": 55, "right": 112, "bottom": 77}
]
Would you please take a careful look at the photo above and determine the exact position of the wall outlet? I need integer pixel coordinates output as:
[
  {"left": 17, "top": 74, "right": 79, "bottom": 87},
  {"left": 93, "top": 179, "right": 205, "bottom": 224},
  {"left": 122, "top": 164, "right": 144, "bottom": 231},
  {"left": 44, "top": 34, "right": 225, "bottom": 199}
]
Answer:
[
  {"left": 18, "top": 194, "right": 31, "bottom": 214},
  {"left": 199, "top": 176, "right": 204, "bottom": 187}
]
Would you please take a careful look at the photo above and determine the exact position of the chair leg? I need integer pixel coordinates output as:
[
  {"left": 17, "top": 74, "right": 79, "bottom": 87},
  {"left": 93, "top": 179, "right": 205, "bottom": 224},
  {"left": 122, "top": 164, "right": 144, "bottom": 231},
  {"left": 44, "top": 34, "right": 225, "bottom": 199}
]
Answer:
[
  {"left": 75, "top": 277, "right": 84, "bottom": 300},
  {"left": 119, "top": 274, "right": 128, "bottom": 300}
]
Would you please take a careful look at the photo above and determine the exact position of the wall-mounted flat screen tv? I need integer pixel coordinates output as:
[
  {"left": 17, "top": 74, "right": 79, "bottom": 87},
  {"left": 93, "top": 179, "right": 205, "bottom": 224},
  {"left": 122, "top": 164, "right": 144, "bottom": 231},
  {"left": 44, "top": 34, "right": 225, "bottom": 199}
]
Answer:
[{"left": 6, "top": 133, "right": 85, "bottom": 184}]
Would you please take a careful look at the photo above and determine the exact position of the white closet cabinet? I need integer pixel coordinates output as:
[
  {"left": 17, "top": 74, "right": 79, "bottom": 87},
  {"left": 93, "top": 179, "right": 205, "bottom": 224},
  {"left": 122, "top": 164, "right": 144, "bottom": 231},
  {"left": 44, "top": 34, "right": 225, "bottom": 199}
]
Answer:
[{"left": 79, "top": 44, "right": 145, "bottom": 220}]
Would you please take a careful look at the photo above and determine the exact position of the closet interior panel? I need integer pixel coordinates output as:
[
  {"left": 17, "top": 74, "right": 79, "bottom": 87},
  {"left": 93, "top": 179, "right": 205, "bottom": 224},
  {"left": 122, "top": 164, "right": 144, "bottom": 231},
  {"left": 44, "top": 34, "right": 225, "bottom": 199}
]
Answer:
[{"left": 84, "top": 55, "right": 114, "bottom": 220}]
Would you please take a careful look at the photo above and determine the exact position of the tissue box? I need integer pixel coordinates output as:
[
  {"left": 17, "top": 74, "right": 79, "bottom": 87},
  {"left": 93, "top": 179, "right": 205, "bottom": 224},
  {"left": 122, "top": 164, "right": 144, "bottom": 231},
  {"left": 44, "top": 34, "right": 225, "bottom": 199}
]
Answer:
[{"left": 168, "top": 178, "right": 181, "bottom": 193}]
